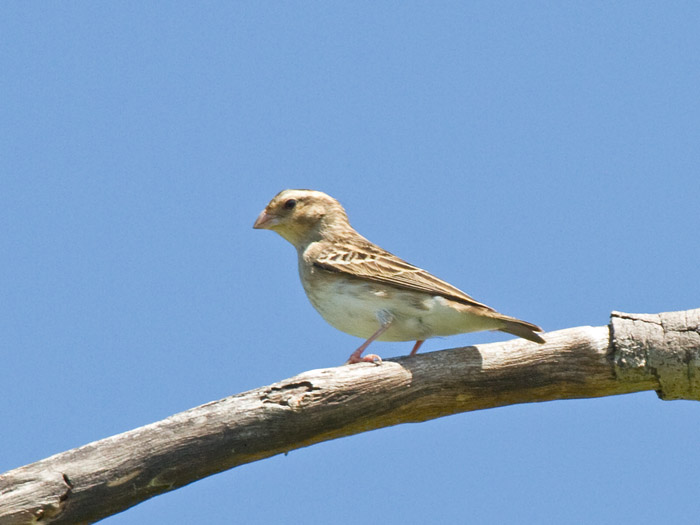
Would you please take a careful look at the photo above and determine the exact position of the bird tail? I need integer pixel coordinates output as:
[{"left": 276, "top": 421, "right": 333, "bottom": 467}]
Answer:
[{"left": 498, "top": 317, "right": 546, "bottom": 344}]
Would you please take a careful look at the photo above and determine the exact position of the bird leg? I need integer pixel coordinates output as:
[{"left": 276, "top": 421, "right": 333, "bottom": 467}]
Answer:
[
  {"left": 409, "top": 340, "right": 425, "bottom": 356},
  {"left": 346, "top": 312, "right": 393, "bottom": 364}
]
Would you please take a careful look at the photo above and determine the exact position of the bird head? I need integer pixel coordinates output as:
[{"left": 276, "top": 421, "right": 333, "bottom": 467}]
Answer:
[{"left": 253, "top": 189, "right": 350, "bottom": 247}]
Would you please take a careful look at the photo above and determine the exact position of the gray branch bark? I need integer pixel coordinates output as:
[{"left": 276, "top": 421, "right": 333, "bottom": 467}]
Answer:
[{"left": 1, "top": 308, "right": 699, "bottom": 524}]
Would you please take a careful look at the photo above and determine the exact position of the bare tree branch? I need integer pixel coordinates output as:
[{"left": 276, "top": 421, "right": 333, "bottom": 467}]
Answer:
[{"left": 1, "top": 308, "right": 698, "bottom": 524}]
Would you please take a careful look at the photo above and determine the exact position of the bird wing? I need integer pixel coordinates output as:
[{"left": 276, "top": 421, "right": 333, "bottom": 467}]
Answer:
[{"left": 310, "top": 240, "right": 495, "bottom": 311}]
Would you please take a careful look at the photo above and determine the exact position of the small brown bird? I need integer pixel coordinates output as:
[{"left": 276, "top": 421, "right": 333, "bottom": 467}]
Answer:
[{"left": 254, "top": 189, "right": 544, "bottom": 364}]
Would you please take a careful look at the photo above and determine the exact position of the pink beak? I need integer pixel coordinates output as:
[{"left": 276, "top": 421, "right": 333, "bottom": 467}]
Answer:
[{"left": 253, "top": 210, "right": 278, "bottom": 229}]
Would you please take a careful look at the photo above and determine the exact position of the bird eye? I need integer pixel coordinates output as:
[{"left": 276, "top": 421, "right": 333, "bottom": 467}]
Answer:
[{"left": 283, "top": 199, "right": 297, "bottom": 210}]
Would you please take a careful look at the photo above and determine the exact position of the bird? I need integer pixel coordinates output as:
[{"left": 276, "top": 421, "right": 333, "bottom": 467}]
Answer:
[{"left": 253, "top": 189, "right": 545, "bottom": 364}]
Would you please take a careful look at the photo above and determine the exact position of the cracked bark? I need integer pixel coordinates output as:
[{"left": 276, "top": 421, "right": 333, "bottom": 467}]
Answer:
[{"left": 1, "top": 308, "right": 698, "bottom": 524}]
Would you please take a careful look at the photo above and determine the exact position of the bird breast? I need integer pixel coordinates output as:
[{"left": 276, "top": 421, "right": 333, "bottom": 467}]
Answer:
[{"left": 298, "top": 262, "right": 488, "bottom": 342}]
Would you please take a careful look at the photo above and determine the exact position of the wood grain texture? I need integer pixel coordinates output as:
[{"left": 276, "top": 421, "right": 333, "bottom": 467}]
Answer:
[
  {"left": 1, "top": 309, "right": 698, "bottom": 524},
  {"left": 611, "top": 309, "right": 700, "bottom": 400}
]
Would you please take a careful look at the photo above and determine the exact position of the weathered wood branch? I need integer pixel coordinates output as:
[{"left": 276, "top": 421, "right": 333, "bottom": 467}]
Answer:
[{"left": 1, "top": 308, "right": 699, "bottom": 524}]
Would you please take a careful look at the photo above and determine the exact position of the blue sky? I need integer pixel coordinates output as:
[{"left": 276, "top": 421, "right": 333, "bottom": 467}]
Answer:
[{"left": 2, "top": 3, "right": 699, "bottom": 523}]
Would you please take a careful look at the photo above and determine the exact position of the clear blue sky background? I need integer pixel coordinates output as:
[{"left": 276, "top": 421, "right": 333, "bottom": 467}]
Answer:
[{"left": 2, "top": 3, "right": 699, "bottom": 524}]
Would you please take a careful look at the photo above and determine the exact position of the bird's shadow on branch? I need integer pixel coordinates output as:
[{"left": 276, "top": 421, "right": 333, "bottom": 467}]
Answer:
[
  {"left": 389, "top": 345, "right": 484, "bottom": 373},
  {"left": 382, "top": 345, "right": 486, "bottom": 393}
]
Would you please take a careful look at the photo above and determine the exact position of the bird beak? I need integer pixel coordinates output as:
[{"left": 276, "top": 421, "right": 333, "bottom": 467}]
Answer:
[{"left": 253, "top": 210, "right": 278, "bottom": 229}]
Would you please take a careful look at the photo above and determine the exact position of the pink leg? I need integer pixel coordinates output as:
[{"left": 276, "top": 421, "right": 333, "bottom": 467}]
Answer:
[
  {"left": 346, "top": 323, "right": 392, "bottom": 364},
  {"left": 409, "top": 340, "right": 425, "bottom": 356}
]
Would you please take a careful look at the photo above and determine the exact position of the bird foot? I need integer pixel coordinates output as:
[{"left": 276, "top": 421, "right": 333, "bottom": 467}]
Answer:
[{"left": 346, "top": 353, "right": 382, "bottom": 365}]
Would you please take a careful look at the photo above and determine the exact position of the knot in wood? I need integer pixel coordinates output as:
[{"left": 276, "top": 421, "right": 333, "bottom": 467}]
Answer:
[{"left": 261, "top": 381, "right": 319, "bottom": 409}]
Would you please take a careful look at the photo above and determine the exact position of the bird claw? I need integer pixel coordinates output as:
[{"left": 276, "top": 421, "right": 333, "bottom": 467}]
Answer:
[
  {"left": 363, "top": 354, "right": 382, "bottom": 365},
  {"left": 345, "top": 353, "right": 382, "bottom": 365}
]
